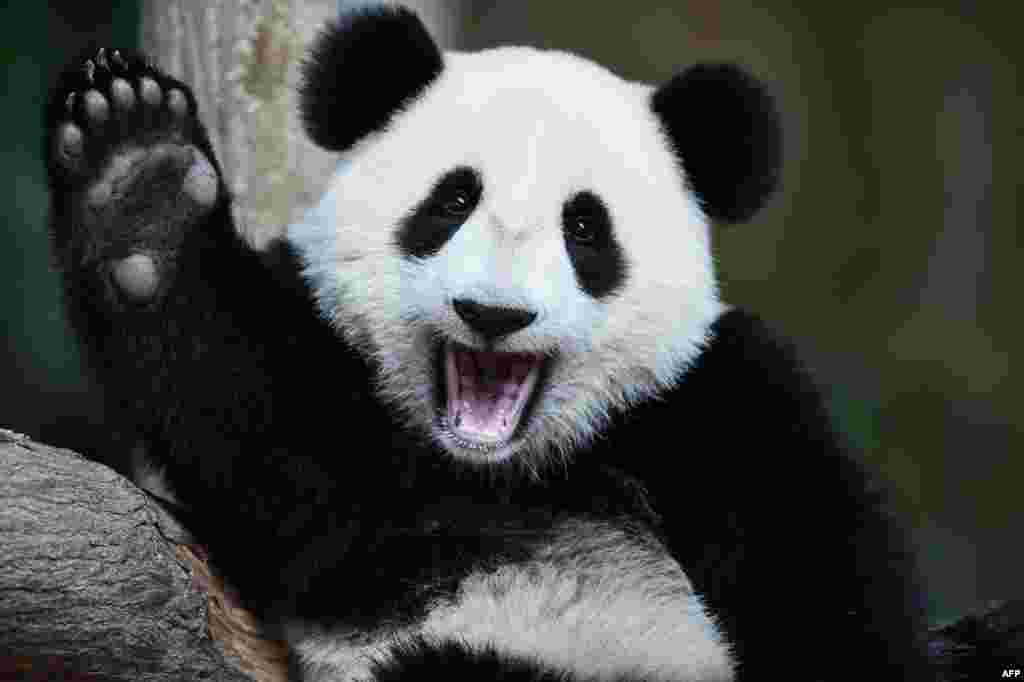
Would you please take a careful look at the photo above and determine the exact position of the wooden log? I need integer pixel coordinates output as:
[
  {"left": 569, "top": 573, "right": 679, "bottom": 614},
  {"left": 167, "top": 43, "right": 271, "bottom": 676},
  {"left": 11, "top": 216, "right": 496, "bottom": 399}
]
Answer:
[{"left": 0, "top": 429, "right": 286, "bottom": 681}]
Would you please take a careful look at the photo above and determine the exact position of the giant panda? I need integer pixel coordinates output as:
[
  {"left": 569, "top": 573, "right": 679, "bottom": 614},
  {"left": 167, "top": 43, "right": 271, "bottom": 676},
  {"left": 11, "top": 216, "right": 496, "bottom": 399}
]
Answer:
[{"left": 43, "top": 4, "right": 929, "bottom": 680}]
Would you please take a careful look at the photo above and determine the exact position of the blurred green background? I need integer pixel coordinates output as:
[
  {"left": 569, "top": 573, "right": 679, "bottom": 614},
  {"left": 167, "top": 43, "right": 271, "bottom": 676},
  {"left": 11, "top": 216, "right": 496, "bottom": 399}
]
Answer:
[{"left": 2, "top": 1, "right": 1020, "bottom": 626}]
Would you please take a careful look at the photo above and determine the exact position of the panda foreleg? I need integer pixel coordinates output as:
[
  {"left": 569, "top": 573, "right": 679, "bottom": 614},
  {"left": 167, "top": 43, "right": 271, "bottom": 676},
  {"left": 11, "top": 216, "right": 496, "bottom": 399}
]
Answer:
[{"left": 43, "top": 49, "right": 316, "bottom": 524}]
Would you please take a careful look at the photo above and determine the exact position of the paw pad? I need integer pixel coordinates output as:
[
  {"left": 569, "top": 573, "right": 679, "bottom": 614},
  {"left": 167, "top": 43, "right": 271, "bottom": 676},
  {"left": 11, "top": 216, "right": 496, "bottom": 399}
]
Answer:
[
  {"left": 110, "top": 78, "right": 136, "bottom": 111},
  {"left": 112, "top": 254, "right": 160, "bottom": 300},
  {"left": 183, "top": 154, "right": 219, "bottom": 208},
  {"left": 167, "top": 89, "right": 188, "bottom": 118},
  {"left": 57, "top": 123, "right": 84, "bottom": 162},
  {"left": 139, "top": 77, "right": 162, "bottom": 107},
  {"left": 83, "top": 89, "right": 110, "bottom": 125}
]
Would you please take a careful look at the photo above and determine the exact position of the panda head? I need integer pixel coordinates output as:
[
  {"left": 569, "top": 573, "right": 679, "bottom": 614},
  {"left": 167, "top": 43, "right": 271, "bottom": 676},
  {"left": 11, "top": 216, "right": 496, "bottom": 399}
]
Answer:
[{"left": 290, "top": 4, "right": 781, "bottom": 468}]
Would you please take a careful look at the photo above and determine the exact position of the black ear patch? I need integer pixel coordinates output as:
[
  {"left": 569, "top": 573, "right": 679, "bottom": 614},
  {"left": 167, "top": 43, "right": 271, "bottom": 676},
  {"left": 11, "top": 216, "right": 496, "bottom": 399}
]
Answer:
[
  {"left": 651, "top": 64, "right": 782, "bottom": 224},
  {"left": 300, "top": 5, "right": 443, "bottom": 152}
]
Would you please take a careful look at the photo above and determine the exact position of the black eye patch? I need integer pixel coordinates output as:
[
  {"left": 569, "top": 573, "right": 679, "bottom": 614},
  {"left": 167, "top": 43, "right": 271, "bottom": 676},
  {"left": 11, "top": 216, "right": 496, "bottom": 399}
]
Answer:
[
  {"left": 562, "top": 191, "right": 627, "bottom": 299},
  {"left": 396, "top": 167, "right": 482, "bottom": 259}
]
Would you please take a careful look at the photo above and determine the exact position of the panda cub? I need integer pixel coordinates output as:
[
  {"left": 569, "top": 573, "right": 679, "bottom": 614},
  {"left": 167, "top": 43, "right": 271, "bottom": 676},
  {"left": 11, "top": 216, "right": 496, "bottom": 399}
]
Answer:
[{"left": 44, "top": 4, "right": 928, "bottom": 681}]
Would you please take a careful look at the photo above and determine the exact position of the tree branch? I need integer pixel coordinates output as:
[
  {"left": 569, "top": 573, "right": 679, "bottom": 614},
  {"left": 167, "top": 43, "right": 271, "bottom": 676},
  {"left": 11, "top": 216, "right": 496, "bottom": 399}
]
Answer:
[{"left": 0, "top": 429, "right": 287, "bottom": 681}]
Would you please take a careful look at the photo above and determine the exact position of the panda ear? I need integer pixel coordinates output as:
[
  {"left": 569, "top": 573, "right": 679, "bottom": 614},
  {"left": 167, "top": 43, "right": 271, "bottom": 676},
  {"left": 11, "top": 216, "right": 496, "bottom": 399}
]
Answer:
[
  {"left": 300, "top": 5, "right": 444, "bottom": 152},
  {"left": 651, "top": 64, "right": 782, "bottom": 224}
]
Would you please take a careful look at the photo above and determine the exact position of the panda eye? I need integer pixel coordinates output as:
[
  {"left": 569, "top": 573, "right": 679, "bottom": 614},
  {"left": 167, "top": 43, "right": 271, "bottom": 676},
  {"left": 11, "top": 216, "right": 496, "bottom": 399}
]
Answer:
[
  {"left": 397, "top": 166, "right": 483, "bottom": 259},
  {"left": 566, "top": 215, "right": 597, "bottom": 244},
  {"left": 562, "top": 191, "right": 610, "bottom": 248},
  {"left": 429, "top": 168, "right": 482, "bottom": 220},
  {"left": 561, "top": 190, "right": 626, "bottom": 299},
  {"left": 437, "top": 189, "right": 475, "bottom": 219}
]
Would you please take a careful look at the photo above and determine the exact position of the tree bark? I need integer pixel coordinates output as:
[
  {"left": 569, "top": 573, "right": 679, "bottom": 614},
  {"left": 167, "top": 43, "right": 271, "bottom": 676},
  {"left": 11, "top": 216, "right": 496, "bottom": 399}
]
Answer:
[{"left": 0, "top": 429, "right": 286, "bottom": 681}]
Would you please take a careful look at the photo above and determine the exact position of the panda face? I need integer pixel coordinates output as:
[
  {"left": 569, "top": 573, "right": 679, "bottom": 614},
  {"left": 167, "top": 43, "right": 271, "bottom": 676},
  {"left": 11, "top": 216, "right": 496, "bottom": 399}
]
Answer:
[{"left": 291, "top": 46, "right": 722, "bottom": 466}]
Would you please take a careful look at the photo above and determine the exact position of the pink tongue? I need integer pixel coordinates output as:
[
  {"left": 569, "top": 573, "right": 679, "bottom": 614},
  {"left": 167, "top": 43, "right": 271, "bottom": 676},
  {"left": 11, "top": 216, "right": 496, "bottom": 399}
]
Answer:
[{"left": 455, "top": 350, "right": 531, "bottom": 440}]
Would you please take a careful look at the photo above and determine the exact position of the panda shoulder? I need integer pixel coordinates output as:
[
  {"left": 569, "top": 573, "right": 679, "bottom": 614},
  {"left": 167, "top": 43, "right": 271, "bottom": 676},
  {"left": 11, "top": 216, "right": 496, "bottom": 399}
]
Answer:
[
  {"left": 703, "top": 308, "right": 804, "bottom": 371},
  {"left": 680, "top": 307, "right": 838, "bottom": 435}
]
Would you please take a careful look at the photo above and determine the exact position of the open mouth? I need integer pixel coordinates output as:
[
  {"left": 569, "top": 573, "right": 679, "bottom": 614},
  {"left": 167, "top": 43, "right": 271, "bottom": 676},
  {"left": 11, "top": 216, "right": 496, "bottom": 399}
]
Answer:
[{"left": 439, "top": 341, "right": 546, "bottom": 453}]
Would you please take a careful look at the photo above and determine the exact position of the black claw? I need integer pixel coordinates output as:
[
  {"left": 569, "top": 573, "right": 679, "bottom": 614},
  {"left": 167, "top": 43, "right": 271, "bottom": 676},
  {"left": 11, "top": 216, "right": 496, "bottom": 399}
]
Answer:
[
  {"left": 96, "top": 47, "right": 108, "bottom": 70},
  {"left": 65, "top": 92, "right": 76, "bottom": 114},
  {"left": 113, "top": 50, "right": 126, "bottom": 69},
  {"left": 84, "top": 59, "right": 95, "bottom": 84}
]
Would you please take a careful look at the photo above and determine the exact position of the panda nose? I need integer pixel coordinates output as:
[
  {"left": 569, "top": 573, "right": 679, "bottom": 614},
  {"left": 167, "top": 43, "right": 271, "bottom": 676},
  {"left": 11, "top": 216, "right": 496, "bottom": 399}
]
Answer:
[{"left": 452, "top": 299, "right": 537, "bottom": 340}]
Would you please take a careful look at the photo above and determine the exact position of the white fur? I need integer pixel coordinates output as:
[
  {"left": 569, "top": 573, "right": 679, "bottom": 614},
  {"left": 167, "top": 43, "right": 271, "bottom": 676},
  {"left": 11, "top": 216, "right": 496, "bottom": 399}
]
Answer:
[
  {"left": 289, "top": 46, "right": 723, "bottom": 467},
  {"left": 288, "top": 520, "right": 733, "bottom": 681}
]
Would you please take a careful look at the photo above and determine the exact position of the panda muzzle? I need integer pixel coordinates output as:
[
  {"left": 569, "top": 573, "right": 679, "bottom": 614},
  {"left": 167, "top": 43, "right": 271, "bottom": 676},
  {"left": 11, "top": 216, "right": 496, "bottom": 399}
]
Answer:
[{"left": 444, "top": 342, "right": 543, "bottom": 445}]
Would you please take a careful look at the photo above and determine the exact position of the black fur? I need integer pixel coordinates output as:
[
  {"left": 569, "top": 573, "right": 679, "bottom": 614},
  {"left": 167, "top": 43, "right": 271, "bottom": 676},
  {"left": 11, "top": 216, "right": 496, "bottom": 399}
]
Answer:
[
  {"left": 300, "top": 5, "right": 444, "bottom": 151},
  {"left": 562, "top": 190, "right": 628, "bottom": 299},
  {"left": 370, "top": 637, "right": 571, "bottom": 681},
  {"left": 43, "top": 27, "right": 927, "bottom": 682},
  {"left": 652, "top": 63, "right": 782, "bottom": 223},
  {"left": 396, "top": 166, "right": 482, "bottom": 259}
]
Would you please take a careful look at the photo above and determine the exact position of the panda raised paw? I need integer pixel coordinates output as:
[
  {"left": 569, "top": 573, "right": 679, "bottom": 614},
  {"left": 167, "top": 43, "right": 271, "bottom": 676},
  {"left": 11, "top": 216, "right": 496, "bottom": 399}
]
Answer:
[{"left": 46, "top": 48, "right": 222, "bottom": 302}]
